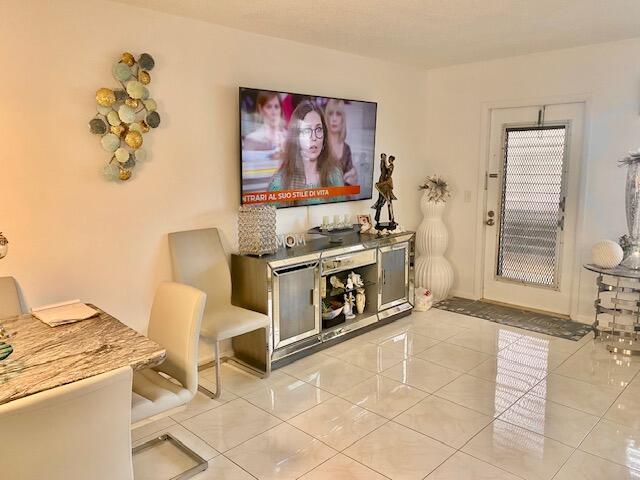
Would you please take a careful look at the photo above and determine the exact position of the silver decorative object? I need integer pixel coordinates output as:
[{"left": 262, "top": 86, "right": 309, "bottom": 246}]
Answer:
[
  {"left": 238, "top": 205, "right": 277, "bottom": 256},
  {"left": 620, "top": 150, "right": 640, "bottom": 269}
]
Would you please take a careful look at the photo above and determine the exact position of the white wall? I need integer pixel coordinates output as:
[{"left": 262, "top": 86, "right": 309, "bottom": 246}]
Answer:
[
  {"left": 0, "top": 0, "right": 428, "bottom": 334},
  {"left": 424, "top": 37, "right": 640, "bottom": 322},
  {"left": 4, "top": 0, "right": 635, "bottom": 334}
]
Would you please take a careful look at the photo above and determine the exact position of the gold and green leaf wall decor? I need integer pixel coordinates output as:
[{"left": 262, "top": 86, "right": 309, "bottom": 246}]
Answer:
[{"left": 89, "top": 52, "right": 160, "bottom": 181}]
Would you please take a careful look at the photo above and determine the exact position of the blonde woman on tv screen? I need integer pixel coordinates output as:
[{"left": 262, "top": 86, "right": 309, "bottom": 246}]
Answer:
[{"left": 324, "top": 98, "right": 358, "bottom": 186}]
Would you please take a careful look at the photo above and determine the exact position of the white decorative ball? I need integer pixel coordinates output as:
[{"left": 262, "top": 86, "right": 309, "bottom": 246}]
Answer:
[{"left": 591, "top": 240, "right": 623, "bottom": 269}]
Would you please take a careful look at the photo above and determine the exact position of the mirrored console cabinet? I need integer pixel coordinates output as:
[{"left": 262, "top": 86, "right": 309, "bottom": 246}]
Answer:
[{"left": 231, "top": 230, "right": 415, "bottom": 368}]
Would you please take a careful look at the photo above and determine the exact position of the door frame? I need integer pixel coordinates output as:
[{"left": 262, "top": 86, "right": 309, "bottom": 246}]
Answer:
[{"left": 472, "top": 94, "right": 592, "bottom": 321}]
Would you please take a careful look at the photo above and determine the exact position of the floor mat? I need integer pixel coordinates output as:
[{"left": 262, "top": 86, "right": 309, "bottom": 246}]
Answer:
[{"left": 434, "top": 297, "right": 592, "bottom": 341}]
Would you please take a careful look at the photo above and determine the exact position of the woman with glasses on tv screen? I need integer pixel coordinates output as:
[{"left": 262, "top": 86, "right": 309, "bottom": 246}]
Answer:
[
  {"left": 268, "top": 100, "right": 343, "bottom": 206},
  {"left": 243, "top": 91, "right": 286, "bottom": 156},
  {"left": 324, "top": 98, "right": 358, "bottom": 186}
]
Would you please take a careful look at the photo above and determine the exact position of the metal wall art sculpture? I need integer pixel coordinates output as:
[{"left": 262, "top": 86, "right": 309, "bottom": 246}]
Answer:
[{"left": 89, "top": 52, "right": 160, "bottom": 181}]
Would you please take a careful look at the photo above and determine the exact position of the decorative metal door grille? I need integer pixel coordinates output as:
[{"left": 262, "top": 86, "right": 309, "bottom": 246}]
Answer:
[{"left": 496, "top": 126, "right": 567, "bottom": 288}]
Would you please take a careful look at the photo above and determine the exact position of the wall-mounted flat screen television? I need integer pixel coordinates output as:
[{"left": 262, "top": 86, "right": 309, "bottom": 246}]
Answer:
[{"left": 239, "top": 87, "right": 377, "bottom": 208}]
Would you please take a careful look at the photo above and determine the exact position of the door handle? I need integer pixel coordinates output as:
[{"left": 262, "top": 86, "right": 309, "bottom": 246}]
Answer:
[{"left": 486, "top": 210, "right": 495, "bottom": 226}]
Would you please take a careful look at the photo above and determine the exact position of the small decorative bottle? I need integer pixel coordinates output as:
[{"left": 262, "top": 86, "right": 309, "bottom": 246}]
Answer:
[{"left": 356, "top": 288, "right": 366, "bottom": 314}]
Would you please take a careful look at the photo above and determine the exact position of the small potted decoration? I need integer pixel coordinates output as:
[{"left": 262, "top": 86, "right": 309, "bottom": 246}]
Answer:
[{"left": 414, "top": 288, "right": 433, "bottom": 311}]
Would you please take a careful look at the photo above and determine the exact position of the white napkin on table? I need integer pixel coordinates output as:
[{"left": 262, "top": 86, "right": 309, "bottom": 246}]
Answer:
[{"left": 31, "top": 300, "right": 98, "bottom": 327}]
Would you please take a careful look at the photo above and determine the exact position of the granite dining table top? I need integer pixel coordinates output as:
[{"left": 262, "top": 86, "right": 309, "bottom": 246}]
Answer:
[{"left": 0, "top": 306, "right": 166, "bottom": 404}]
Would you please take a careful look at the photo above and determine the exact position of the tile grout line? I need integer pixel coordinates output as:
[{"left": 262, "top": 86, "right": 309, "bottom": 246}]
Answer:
[
  {"left": 219, "top": 453, "right": 260, "bottom": 479},
  {"left": 285, "top": 421, "right": 394, "bottom": 479},
  {"left": 163, "top": 317, "right": 637, "bottom": 479},
  {"left": 455, "top": 331, "right": 640, "bottom": 478},
  {"left": 438, "top": 352, "right": 564, "bottom": 479},
  {"left": 226, "top": 335, "right": 573, "bottom": 476},
  {"left": 567, "top": 363, "right": 640, "bottom": 471}
]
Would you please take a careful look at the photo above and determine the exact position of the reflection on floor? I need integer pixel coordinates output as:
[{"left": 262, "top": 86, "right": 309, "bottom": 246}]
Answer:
[{"left": 132, "top": 308, "right": 640, "bottom": 479}]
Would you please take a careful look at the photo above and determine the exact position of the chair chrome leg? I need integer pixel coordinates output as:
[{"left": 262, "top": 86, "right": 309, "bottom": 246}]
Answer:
[
  {"left": 226, "top": 326, "right": 272, "bottom": 379},
  {"left": 198, "top": 341, "right": 221, "bottom": 399},
  {"left": 133, "top": 433, "right": 208, "bottom": 480}
]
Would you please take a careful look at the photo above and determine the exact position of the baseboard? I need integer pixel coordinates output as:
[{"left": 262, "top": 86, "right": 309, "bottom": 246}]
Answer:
[
  {"left": 572, "top": 313, "right": 593, "bottom": 325},
  {"left": 448, "top": 289, "right": 480, "bottom": 300}
]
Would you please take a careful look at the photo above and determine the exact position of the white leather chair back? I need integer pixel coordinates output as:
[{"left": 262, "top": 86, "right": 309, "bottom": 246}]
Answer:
[
  {"left": 0, "top": 366, "right": 134, "bottom": 480},
  {"left": 168, "top": 228, "right": 232, "bottom": 311},
  {"left": 147, "top": 282, "right": 206, "bottom": 394},
  {"left": 0, "top": 276, "right": 21, "bottom": 319}
]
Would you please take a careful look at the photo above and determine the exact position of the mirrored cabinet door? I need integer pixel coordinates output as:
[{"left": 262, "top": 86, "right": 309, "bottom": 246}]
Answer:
[
  {"left": 379, "top": 242, "right": 409, "bottom": 310},
  {"left": 272, "top": 262, "right": 320, "bottom": 349}
]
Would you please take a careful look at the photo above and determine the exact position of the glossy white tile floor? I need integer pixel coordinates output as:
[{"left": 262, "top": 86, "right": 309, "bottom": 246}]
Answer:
[{"left": 132, "top": 308, "right": 640, "bottom": 479}]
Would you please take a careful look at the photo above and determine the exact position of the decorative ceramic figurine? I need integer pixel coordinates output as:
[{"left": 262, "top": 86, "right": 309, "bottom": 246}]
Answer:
[
  {"left": 371, "top": 153, "right": 397, "bottom": 230},
  {"left": 0, "top": 232, "right": 7, "bottom": 259},
  {"left": 346, "top": 277, "right": 354, "bottom": 290},
  {"left": 356, "top": 288, "right": 366, "bottom": 314},
  {"left": 591, "top": 240, "right": 624, "bottom": 269},
  {"left": 349, "top": 271, "right": 364, "bottom": 288},
  {"left": 329, "top": 276, "right": 345, "bottom": 290},
  {"left": 343, "top": 292, "right": 356, "bottom": 319}
]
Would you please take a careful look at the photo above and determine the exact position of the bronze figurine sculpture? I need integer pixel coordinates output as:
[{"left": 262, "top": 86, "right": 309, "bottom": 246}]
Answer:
[{"left": 371, "top": 153, "right": 397, "bottom": 230}]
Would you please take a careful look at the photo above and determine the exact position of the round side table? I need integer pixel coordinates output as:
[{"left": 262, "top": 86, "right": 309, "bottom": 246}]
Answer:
[{"left": 584, "top": 263, "right": 640, "bottom": 355}]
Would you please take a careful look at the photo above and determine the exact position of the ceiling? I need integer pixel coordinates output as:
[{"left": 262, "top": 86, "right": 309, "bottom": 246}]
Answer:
[{"left": 114, "top": 0, "right": 640, "bottom": 68}]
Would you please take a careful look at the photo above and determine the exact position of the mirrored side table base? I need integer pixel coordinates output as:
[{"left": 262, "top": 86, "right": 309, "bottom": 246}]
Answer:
[{"left": 584, "top": 263, "right": 640, "bottom": 356}]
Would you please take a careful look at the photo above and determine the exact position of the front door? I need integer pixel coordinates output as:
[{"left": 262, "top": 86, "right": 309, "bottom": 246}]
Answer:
[{"left": 483, "top": 103, "right": 584, "bottom": 315}]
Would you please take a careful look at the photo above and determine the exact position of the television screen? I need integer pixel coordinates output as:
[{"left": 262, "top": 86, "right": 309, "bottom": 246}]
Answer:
[{"left": 239, "top": 87, "right": 377, "bottom": 208}]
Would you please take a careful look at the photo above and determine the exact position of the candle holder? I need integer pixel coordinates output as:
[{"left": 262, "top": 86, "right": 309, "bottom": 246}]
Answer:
[{"left": 238, "top": 205, "right": 277, "bottom": 256}]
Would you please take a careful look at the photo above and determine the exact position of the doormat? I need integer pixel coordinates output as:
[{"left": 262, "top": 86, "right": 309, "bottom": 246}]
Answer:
[{"left": 434, "top": 297, "right": 592, "bottom": 341}]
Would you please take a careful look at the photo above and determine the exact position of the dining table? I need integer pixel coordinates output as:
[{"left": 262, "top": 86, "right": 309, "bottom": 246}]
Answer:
[{"left": 0, "top": 306, "right": 166, "bottom": 404}]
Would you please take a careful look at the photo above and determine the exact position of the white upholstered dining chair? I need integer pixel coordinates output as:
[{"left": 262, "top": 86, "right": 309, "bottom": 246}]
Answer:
[
  {"left": 168, "top": 228, "right": 271, "bottom": 399},
  {"left": 0, "top": 366, "right": 134, "bottom": 480},
  {"left": 131, "top": 281, "right": 208, "bottom": 479},
  {"left": 0, "top": 276, "right": 21, "bottom": 319}
]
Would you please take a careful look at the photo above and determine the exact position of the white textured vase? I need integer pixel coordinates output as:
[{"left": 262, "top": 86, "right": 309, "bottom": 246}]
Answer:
[{"left": 415, "top": 194, "right": 454, "bottom": 301}]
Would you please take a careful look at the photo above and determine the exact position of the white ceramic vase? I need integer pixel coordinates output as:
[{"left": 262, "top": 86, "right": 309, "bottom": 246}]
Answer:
[{"left": 415, "top": 193, "right": 454, "bottom": 301}]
